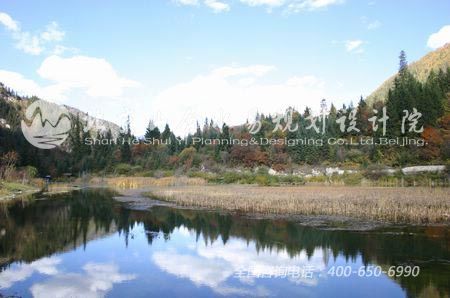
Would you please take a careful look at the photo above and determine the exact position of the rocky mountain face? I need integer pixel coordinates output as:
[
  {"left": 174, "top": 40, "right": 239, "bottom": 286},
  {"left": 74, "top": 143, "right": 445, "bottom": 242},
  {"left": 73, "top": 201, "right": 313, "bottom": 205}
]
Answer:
[{"left": 64, "top": 105, "right": 122, "bottom": 138}]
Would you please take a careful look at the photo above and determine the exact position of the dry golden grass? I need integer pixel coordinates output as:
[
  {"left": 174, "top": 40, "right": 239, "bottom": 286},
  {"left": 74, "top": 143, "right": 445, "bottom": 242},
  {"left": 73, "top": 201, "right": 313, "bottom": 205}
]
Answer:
[
  {"left": 96, "top": 176, "right": 207, "bottom": 189},
  {"left": 147, "top": 185, "right": 450, "bottom": 224}
]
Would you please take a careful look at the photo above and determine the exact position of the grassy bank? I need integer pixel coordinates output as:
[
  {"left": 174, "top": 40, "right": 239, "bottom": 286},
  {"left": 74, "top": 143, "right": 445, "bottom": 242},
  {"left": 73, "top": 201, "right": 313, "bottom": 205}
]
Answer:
[
  {"left": 0, "top": 181, "right": 39, "bottom": 200},
  {"left": 145, "top": 185, "right": 450, "bottom": 224}
]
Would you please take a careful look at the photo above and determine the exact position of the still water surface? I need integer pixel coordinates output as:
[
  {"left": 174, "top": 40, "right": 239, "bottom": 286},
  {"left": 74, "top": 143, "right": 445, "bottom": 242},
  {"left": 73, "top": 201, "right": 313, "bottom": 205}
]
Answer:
[{"left": 0, "top": 189, "right": 448, "bottom": 297}]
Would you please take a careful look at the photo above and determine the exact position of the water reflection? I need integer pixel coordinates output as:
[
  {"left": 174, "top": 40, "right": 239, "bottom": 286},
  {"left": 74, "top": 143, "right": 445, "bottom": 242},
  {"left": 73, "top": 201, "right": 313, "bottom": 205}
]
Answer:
[
  {"left": 0, "top": 257, "right": 60, "bottom": 289},
  {"left": 0, "top": 189, "right": 448, "bottom": 297},
  {"left": 30, "top": 262, "right": 136, "bottom": 298},
  {"left": 152, "top": 228, "right": 325, "bottom": 296}
]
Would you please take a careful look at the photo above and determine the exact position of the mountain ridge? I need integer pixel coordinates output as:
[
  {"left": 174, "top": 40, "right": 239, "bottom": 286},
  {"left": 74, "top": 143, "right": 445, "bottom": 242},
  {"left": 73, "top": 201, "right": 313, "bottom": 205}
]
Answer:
[{"left": 366, "top": 43, "right": 450, "bottom": 105}]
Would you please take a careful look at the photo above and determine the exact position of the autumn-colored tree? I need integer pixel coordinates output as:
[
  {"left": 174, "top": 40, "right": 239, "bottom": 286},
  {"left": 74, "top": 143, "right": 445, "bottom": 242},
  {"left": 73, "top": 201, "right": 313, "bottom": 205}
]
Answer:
[
  {"left": 230, "top": 145, "right": 268, "bottom": 167},
  {"left": 132, "top": 143, "right": 149, "bottom": 159},
  {"left": 421, "top": 126, "right": 443, "bottom": 159}
]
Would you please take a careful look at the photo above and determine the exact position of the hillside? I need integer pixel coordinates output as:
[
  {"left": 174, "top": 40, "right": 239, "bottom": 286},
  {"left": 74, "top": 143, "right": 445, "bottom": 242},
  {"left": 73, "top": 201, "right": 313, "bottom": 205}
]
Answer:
[
  {"left": 0, "top": 82, "right": 121, "bottom": 137},
  {"left": 366, "top": 43, "right": 450, "bottom": 105}
]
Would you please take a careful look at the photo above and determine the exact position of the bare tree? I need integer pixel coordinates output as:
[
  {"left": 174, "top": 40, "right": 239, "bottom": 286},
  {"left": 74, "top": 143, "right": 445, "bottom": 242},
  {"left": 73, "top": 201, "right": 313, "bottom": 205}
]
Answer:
[{"left": 0, "top": 151, "right": 19, "bottom": 180}]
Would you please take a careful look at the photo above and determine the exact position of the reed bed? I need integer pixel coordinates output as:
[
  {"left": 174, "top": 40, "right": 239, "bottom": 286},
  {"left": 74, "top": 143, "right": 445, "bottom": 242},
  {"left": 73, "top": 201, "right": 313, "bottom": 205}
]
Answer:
[
  {"left": 147, "top": 185, "right": 450, "bottom": 224},
  {"left": 99, "top": 176, "right": 207, "bottom": 189}
]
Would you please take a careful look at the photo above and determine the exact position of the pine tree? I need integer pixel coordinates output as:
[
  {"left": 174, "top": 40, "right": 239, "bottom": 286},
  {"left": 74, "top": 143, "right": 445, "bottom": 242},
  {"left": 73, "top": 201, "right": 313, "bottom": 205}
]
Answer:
[
  {"left": 219, "top": 123, "right": 231, "bottom": 152},
  {"left": 356, "top": 96, "right": 369, "bottom": 135},
  {"left": 120, "top": 116, "right": 132, "bottom": 162},
  {"left": 194, "top": 121, "right": 202, "bottom": 150},
  {"left": 161, "top": 124, "right": 171, "bottom": 140},
  {"left": 399, "top": 50, "right": 407, "bottom": 73},
  {"left": 145, "top": 120, "right": 160, "bottom": 140}
]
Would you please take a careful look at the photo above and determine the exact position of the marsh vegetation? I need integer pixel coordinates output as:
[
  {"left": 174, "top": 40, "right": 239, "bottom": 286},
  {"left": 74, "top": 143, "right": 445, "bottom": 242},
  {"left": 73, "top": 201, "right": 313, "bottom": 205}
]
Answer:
[{"left": 147, "top": 185, "right": 450, "bottom": 224}]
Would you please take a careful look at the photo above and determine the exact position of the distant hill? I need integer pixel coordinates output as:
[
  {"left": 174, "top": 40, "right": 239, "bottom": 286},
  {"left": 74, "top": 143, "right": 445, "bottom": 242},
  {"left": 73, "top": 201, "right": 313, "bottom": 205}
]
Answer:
[
  {"left": 0, "top": 82, "right": 121, "bottom": 138},
  {"left": 366, "top": 43, "right": 450, "bottom": 105}
]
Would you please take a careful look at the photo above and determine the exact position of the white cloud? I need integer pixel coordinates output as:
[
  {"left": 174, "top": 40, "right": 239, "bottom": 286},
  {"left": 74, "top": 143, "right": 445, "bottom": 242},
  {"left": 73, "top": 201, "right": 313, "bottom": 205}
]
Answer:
[
  {"left": 174, "top": 0, "right": 343, "bottom": 13},
  {"left": 153, "top": 252, "right": 232, "bottom": 288},
  {"left": 361, "top": 17, "right": 381, "bottom": 30},
  {"left": 37, "top": 55, "right": 140, "bottom": 98},
  {"left": 51, "top": 45, "right": 79, "bottom": 55},
  {"left": 286, "top": 0, "right": 344, "bottom": 13},
  {"left": 41, "top": 21, "right": 65, "bottom": 42},
  {"left": 174, "top": 0, "right": 229, "bottom": 13},
  {"left": 204, "top": 0, "right": 230, "bottom": 13},
  {"left": 286, "top": 75, "right": 324, "bottom": 87},
  {"left": 367, "top": 20, "right": 381, "bottom": 30},
  {"left": 30, "top": 262, "right": 136, "bottom": 298},
  {"left": 175, "top": 0, "right": 199, "bottom": 5},
  {"left": 0, "top": 70, "right": 66, "bottom": 101},
  {"left": 345, "top": 39, "right": 364, "bottom": 52},
  {"left": 211, "top": 65, "right": 276, "bottom": 77},
  {"left": 152, "top": 229, "right": 326, "bottom": 296},
  {"left": 427, "top": 25, "right": 450, "bottom": 49},
  {"left": 239, "top": 0, "right": 285, "bottom": 7},
  {"left": 0, "top": 55, "right": 139, "bottom": 103},
  {"left": 14, "top": 32, "right": 45, "bottom": 55},
  {"left": 0, "top": 257, "right": 61, "bottom": 289},
  {"left": 0, "top": 11, "right": 65, "bottom": 55},
  {"left": 150, "top": 64, "right": 327, "bottom": 135},
  {"left": 0, "top": 12, "right": 19, "bottom": 31}
]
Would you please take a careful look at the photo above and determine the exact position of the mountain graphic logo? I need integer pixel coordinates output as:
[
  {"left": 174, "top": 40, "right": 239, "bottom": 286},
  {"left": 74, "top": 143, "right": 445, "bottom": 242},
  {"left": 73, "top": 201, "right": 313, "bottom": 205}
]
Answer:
[{"left": 21, "top": 100, "right": 72, "bottom": 149}]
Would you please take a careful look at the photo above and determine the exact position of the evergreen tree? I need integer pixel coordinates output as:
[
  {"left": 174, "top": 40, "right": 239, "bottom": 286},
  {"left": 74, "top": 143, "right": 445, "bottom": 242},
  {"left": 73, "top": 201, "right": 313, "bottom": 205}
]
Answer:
[
  {"left": 161, "top": 124, "right": 171, "bottom": 140},
  {"left": 399, "top": 50, "right": 407, "bottom": 73},
  {"left": 219, "top": 123, "right": 231, "bottom": 152},
  {"left": 356, "top": 96, "right": 369, "bottom": 135},
  {"left": 120, "top": 116, "right": 132, "bottom": 162},
  {"left": 145, "top": 120, "right": 161, "bottom": 139},
  {"left": 193, "top": 121, "right": 202, "bottom": 150}
]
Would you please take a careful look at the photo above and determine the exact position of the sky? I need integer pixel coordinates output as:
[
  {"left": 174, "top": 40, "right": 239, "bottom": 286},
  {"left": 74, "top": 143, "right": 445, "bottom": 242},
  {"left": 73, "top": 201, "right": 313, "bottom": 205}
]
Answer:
[{"left": 0, "top": 0, "right": 449, "bottom": 136}]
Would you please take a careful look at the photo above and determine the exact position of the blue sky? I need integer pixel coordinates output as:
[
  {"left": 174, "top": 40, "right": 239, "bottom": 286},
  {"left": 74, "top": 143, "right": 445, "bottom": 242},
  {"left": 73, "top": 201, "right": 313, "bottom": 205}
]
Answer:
[{"left": 1, "top": 0, "right": 449, "bottom": 135}]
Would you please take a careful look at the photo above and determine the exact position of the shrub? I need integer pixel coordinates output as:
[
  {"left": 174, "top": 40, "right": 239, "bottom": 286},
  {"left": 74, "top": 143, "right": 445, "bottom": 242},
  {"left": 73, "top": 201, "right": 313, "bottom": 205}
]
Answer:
[
  {"left": 223, "top": 172, "right": 242, "bottom": 184},
  {"left": 142, "top": 171, "right": 155, "bottom": 177},
  {"left": 307, "top": 175, "right": 328, "bottom": 183},
  {"left": 342, "top": 173, "right": 363, "bottom": 185},
  {"left": 277, "top": 175, "right": 305, "bottom": 185},
  {"left": 115, "top": 163, "right": 132, "bottom": 175},
  {"left": 152, "top": 170, "right": 175, "bottom": 178},
  {"left": 346, "top": 149, "right": 366, "bottom": 164},
  {"left": 130, "top": 165, "right": 143, "bottom": 175},
  {"left": 25, "top": 166, "right": 38, "bottom": 179},
  {"left": 255, "top": 175, "right": 270, "bottom": 186}
]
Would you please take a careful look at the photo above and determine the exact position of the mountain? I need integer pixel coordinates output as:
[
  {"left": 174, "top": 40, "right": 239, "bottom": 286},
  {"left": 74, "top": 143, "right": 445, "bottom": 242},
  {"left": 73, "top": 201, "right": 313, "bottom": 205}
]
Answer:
[
  {"left": 64, "top": 106, "right": 121, "bottom": 138},
  {"left": 366, "top": 43, "right": 450, "bottom": 105},
  {"left": 0, "top": 82, "right": 121, "bottom": 138}
]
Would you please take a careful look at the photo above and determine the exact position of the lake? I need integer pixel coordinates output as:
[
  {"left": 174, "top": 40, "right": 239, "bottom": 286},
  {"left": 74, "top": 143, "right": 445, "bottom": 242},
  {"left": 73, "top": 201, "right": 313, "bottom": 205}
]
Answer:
[{"left": 0, "top": 189, "right": 448, "bottom": 297}]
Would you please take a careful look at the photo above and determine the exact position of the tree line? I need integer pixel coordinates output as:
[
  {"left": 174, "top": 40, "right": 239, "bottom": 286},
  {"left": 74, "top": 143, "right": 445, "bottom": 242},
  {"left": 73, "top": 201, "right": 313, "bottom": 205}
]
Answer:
[{"left": 0, "top": 51, "right": 449, "bottom": 178}]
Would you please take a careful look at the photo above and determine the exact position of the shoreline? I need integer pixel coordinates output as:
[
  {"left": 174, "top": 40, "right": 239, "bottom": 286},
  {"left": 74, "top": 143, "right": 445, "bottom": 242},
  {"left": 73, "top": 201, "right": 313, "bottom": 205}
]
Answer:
[
  {"left": 0, "top": 182, "right": 86, "bottom": 202},
  {"left": 3, "top": 177, "right": 449, "bottom": 226},
  {"left": 0, "top": 188, "right": 40, "bottom": 201}
]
